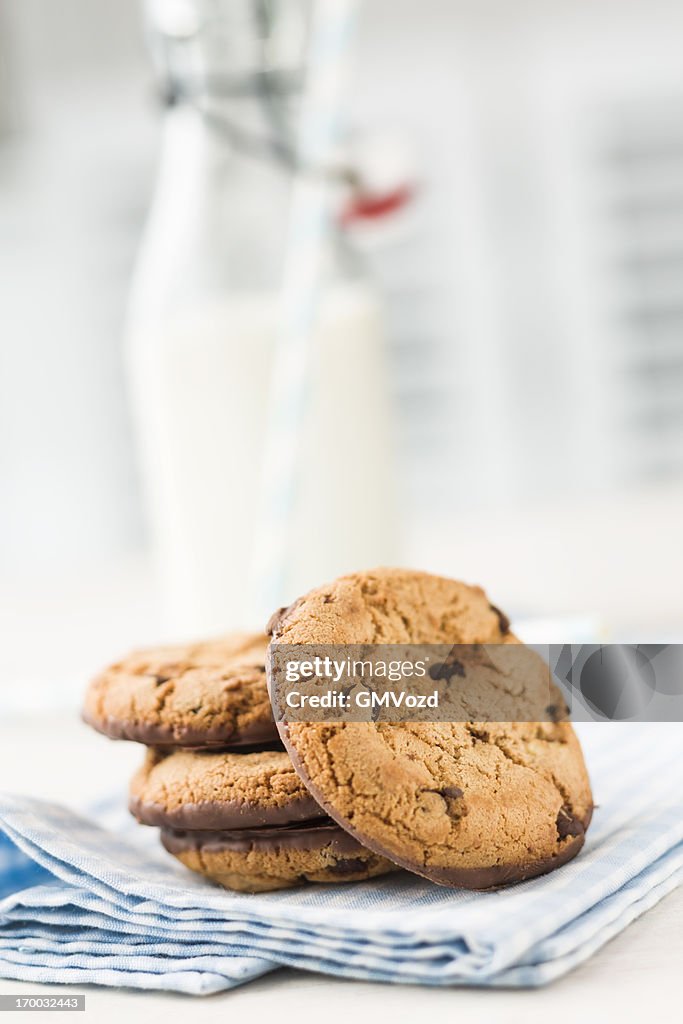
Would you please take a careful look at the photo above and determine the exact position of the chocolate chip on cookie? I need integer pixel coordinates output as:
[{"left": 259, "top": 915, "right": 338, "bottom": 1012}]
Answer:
[
  {"left": 268, "top": 568, "right": 593, "bottom": 890},
  {"left": 129, "top": 747, "right": 326, "bottom": 830},
  {"left": 83, "top": 633, "right": 279, "bottom": 749}
]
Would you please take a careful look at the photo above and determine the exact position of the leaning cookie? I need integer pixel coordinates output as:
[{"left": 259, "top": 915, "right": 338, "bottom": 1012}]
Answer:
[
  {"left": 268, "top": 568, "right": 593, "bottom": 890},
  {"left": 129, "top": 748, "right": 326, "bottom": 830},
  {"left": 83, "top": 633, "right": 278, "bottom": 749},
  {"left": 161, "top": 821, "right": 396, "bottom": 893}
]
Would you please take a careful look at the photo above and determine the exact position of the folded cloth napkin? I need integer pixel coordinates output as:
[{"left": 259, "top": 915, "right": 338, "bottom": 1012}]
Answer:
[{"left": 1, "top": 723, "right": 682, "bottom": 995}]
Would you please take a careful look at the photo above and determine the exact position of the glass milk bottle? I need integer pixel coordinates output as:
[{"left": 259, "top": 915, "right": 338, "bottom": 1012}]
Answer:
[{"left": 126, "top": 1, "right": 396, "bottom": 634}]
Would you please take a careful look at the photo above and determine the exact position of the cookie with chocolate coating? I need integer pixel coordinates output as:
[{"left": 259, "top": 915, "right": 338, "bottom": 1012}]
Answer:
[
  {"left": 130, "top": 747, "right": 326, "bottom": 830},
  {"left": 268, "top": 568, "right": 593, "bottom": 889},
  {"left": 161, "top": 821, "right": 395, "bottom": 893},
  {"left": 83, "top": 633, "right": 278, "bottom": 749}
]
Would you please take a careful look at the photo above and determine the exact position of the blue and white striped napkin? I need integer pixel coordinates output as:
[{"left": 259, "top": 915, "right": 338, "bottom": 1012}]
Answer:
[{"left": 1, "top": 723, "right": 682, "bottom": 994}]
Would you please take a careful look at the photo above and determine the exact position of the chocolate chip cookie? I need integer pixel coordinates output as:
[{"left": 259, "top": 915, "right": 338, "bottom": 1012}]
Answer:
[
  {"left": 161, "top": 821, "right": 395, "bottom": 893},
  {"left": 83, "top": 633, "right": 278, "bottom": 749},
  {"left": 268, "top": 568, "right": 593, "bottom": 889},
  {"left": 130, "top": 747, "right": 326, "bottom": 830}
]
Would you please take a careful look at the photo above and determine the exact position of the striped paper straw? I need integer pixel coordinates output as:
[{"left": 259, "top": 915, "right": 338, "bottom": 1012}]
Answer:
[{"left": 248, "top": 0, "right": 358, "bottom": 623}]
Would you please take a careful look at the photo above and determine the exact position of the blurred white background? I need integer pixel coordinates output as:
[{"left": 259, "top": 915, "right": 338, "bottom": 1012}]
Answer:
[{"left": 1, "top": 0, "right": 683, "bottom": 710}]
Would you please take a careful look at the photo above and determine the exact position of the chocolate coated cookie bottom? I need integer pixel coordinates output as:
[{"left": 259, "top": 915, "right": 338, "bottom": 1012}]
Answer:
[{"left": 161, "top": 820, "right": 396, "bottom": 893}]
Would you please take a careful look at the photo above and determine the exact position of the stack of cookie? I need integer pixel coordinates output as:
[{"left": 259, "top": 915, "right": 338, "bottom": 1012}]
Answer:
[
  {"left": 83, "top": 633, "right": 393, "bottom": 891},
  {"left": 84, "top": 569, "right": 593, "bottom": 893}
]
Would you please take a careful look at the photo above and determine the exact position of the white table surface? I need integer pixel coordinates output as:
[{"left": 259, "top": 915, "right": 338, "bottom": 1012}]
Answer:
[{"left": 1, "top": 713, "right": 682, "bottom": 1022}]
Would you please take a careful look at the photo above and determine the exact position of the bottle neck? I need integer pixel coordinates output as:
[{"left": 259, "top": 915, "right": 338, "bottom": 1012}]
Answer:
[
  {"left": 138, "top": 2, "right": 367, "bottom": 300},
  {"left": 145, "top": 0, "right": 303, "bottom": 170}
]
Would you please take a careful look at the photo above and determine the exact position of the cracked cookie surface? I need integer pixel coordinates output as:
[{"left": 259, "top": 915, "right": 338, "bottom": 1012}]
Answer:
[
  {"left": 130, "top": 747, "right": 326, "bottom": 829},
  {"left": 83, "top": 633, "right": 278, "bottom": 749},
  {"left": 268, "top": 568, "right": 593, "bottom": 889}
]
